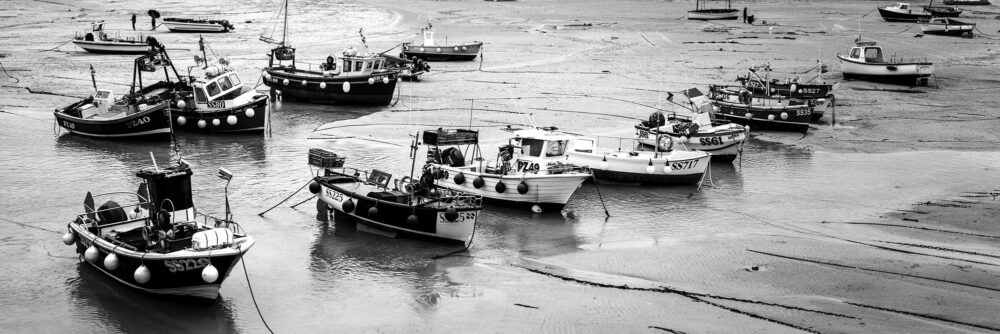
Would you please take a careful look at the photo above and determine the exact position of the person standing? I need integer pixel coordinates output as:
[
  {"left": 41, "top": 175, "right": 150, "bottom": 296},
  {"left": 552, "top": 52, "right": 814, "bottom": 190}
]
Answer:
[
  {"left": 743, "top": 7, "right": 748, "bottom": 23},
  {"left": 131, "top": 13, "right": 137, "bottom": 30}
]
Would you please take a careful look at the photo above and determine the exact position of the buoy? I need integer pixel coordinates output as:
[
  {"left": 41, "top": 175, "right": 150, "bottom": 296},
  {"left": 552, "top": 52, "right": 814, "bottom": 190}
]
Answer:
[
  {"left": 444, "top": 206, "right": 458, "bottom": 221},
  {"left": 770, "top": 87, "right": 776, "bottom": 93},
  {"left": 645, "top": 160, "right": 655, "bottom": 174},
  {"left": 790, "top": 84, "right": 798, "bottom": 93},
  {"left": 202, "top": 264, "right": 219, "bottom": 283},
  {"left": 227, "top": 115, "right": 237, "bottom": 126},
  {"left": 308, "top": 181, "right": 320, "bottom": 194},
  {"left": 406, "top": 214, "right": 419, "bottom": 226},
  {"left": 767, "top": 114, "right": 775, "bottom": 121},
  {"left": 245, "top": 108, "right": 255, "bottom": 118},
  {"left": 177, "top": 100, "right": 187, "bottom": 109},
  {"left": 599, "top": 157, "right": 609, "bottom": 169},
  {"left": 495, "top": 181, "right": 506, "bottom": 193},
  {"left": 263, "top": 72, "right": 271, "bottom": 81},
  {"left": 176, "top": 116, "right": 187, "bottom": 126},
  {"left": 320, "top": 82, "right": 327, "bottom": 89},
  {"left": 473, "top": 176, "right": 485, "bottom": 188},
  {"left": 342, "top": 81, "right": 351, "bottom": 93},
  {"left": 780, "top": 112, "right": 789, "bottom": 120},
  {"left": 368, "top": 206, "right": 378, "bottom": 218},
  {"left": 428, "top": 188, "right": 439, "bottom": 198},
  {"left": 62, "top": 231, "right": 75, "bottom": 245},
  {"left": 419, "top": 47, "right": 425, "bottom": 52},
  {"left": 368, "top": 77, "right": 375, "bottom": 85},
  {"left": 678, "top": 136, "right": 689, "bottom": 144},
  {"left": 212, "top": 118, "right": 221, "bottom": 126},
  {"left": 462, "top": 46, "right": 468, "bottom": 51},
  {"left": 197, "top": 119, "right": 207, "bottom": 129},
  {"left": 454, "top": 172, "right": 465, "bottom": 185},
  {"left": 382, "top": 77, "right": 389, "bottom": 84},
  {"left": 342, "top": 199, "right": 355, "bottom": 213},
  {"left": 104, "top": 252, "right": 119, "bottom": 270},
  {"left": 134, "top": 265, "right": 151, "bottom": 284},
  {"left": 454, "top": 46, "right": 459, "bottom": 51},
  {"left": 85, "top": 245, "right": 99, "bottom": 263},
  {"left": 436, "top": 47, "right": 442, "bottom": 52},
  {"left": 745, "top": 112, "right": 753, "bottom": 119},
  {"left": 282, "top": 78, "right": 289, "bottom": 86},
  {"left": 517, "top": 181, "right": 529, "bottom": 194},
  {"left": 531, "top": 205, "right": 542, "bottom": 213},
  {"left": 301, "top": 80, "right": 307, "bottom": 86},
  {"left": 663, "top": 162, "right": 673, "bottom": 173}
]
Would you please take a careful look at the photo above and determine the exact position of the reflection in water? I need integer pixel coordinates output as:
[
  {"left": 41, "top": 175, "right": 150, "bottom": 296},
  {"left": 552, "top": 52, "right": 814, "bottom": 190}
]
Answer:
[{"left": 68, "top": 264, "right": 240, "bottom": 333}]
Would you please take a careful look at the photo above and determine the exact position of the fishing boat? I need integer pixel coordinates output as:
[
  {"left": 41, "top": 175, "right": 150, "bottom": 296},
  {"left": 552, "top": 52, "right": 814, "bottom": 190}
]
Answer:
[
  {"left": 878, "top": 3, "right": 932, "bottom": 22},
  {"left": 72, "top": 21, "right": 151, "bottom": 54},
  {"left": 309, "top": 145, "right": 482, "bottom": 246},
  {"left": 736, "top": 64, "right": 835, "bottom": 122},
  {"left": 54, "top": 39, "right": 174, "bottom": 139},
  {"left": 381, "top": 53, "right": 430, "bottom": 81},
  {"left": 423, "top": 127, "right": 591, "bottom": 211},
  {"left": 922, "top": 1, "right": 963, "bottom": 16},
  {"left": 166, "top": 37, "right": 270, "bottom": 133},
  {"left": 634, "top": 88, "right": 748, "bottom": 162},
  {"left": 260, "top": 0, "right": 399, "bottom": 105},
  {"left": 61, "top": 159, "right": 255, "bottom": 300},
  {"left": 162, "top": 18, "right": 236, "bottom": 33},
  {"left": 401, "top": 24, "right": 482, "bottom": 61},
  {"left": 708, "top": 85, "right": 814, "bottom": 133},
  {"left": 688, "top": 0, "right": 739, "bottom": 20},
  {"left": 942, "top": 0, "right": 990, "bottom": 5},
  {"left": 919, "top": 17, "right": 975, "bottom": 36},
  {"left": 837, "top": 40, "right": 934, "bottom": 85},
  {"left": 564, "top": 136, "right": 710, "bottom": 186}
]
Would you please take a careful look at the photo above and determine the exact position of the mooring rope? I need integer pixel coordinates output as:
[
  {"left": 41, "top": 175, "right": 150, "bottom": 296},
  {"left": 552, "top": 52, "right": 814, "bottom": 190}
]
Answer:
[
  {"left": 240, "top": 256, "right": 274, "bottom": 334},
  {"left": 258, "top": 179, "right": 312, "bottom": 216}
]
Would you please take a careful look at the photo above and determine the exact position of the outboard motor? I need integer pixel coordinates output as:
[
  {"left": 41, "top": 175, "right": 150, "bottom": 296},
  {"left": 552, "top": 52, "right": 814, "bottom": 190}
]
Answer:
[{"left": 648, "top": 112, "right": 666, "bottom": 127}]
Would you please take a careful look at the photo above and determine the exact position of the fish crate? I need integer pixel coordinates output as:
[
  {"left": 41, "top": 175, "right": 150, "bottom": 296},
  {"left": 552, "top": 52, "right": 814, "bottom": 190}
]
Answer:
[
  {"left": 422, "top": 128, "right": 479, "bottom": 146},
  {"left": 308, "top": 148, "right": 345, "bottom": 168}
]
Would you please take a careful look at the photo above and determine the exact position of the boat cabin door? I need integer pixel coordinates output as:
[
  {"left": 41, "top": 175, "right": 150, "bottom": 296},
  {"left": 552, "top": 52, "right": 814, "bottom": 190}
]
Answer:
[
  {"left": 94, "top": 89, "right": 113, "bottom": 113},
  {"left": 423, "top": 30, "right": 436, "bottom": 46}
]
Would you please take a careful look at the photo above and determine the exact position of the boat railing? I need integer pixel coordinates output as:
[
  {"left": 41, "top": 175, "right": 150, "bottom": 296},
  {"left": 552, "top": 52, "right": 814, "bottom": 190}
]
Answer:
[
  {"left": 194, "top": 211, "right": 247, "bottom": 236},
  {"left": 591, "top": 134, "right": 689, "bottom": 157}
]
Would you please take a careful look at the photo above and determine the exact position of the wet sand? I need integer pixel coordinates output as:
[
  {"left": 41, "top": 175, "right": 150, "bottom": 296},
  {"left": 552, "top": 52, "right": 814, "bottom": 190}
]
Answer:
[{"left": 2, "top": 0, "right": 1000, "bottom": 332}]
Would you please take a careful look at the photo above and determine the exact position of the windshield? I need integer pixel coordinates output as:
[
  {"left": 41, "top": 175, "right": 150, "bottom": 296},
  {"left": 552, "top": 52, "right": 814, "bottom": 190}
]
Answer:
[
  {"left": 228, "top": 74, "right": 241, "bottom": 86},
  {"left": 194, "top": 87, "right": 207, "bottom": 103},
  {"left": 206, "top": 82, "right": 221, "bottom": 97}
]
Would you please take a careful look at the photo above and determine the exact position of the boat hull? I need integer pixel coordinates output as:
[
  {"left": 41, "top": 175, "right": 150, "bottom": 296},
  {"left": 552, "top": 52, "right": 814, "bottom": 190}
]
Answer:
[
  {"left": 565, "top": 150, "right": 709, "bottom": 185},
  {"left": 69, "top": 224, "right": 253, "bottom": 300},
  {"left": 72, "top": 40, "right": 151, "bottom": 54},
  {"left": 54, "top": 102, "right": 172, "bottom": 139},
  {"left": 687, "top": 9, "right": 740, "bottom": 20},
  {"left": 402, "top": 43, "right": 482, "bottom": 61},
  {"left": 316, "top": 176, "right": 477, "bottom": 245},
  {"left": 878, "top": 8, "right": 931, "bottom": 22},
  {"left": 635, "top": 124, "right": 747, "bottom": 162},
  {"left": 162, "top": 19, "right": 231, "bottom": 33},
  {"left": 920, "top": 22, "right": 975, "bottom": 35},
  {"left": 263, "top": 68, "right": 399, "bottom": 105},
  {"left": 923, "top": 6, "right": 963, "bottom": 17},
  {"left": 170, "top": 95, "right": 269, "bottom": 133},
  {"left": 942, "top": 0, "right": 990, "bottom": 5},
  {"left": 429, "top": 164, "right": 589, "bottom": 208},
  {"left": 712, "top": 101, "right": 812, "bottom": 133},
  {"left": 838, "top": 55, "right": 934, "bottom": 84}
]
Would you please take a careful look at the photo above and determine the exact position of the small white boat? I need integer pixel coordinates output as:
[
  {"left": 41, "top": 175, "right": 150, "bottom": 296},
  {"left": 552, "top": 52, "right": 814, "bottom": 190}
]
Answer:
[
  {"left": 688, "top": 0, "right": 740, "bottom": 20},
  {"left": 919, "top": 17, "right": 975, "bottom": 36},
  {"left": 564, "top": 138, "right": 710, "bottom": 186},
  {"left": 402, "top": 24, "right": 482, "bottom": 61},
  {"left": 72, "top": 21, "right": 151, "bottom": 54},
  {"left": 634, "top": 89, "right": 748, "bottom": 162},
  {"left": 837, "top": 40, "right": 934, "bottom": 85},
  {"left": 423, "top": 128, "right": 591, "bottom": 211},
  {"left": 162, "top": 18, "right": 235, "bottom": 33}
]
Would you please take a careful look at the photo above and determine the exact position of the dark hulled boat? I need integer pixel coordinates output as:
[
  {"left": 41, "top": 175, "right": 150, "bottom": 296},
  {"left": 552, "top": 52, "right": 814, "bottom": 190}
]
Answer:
[
  {"left": 922, "top": 0, "right": 963, "bottom": 16},
  {"left": 878, "top": 3, "right": 932, "bottom": 22},
  {"left": 62, "top": 160, "right": 254, "bottom": 300},
  {"left": 708, "top": 85, "right": 813, "bottom": 133},
  {"left": 688, "top": 0, "right": 740, "bottom": 20},
  {"left": 736, "top": 64, "right": 836, "bottom": 122},
  {"left": 942, "top": 0, "right": 990, "bottom": 5},
  {"left": 401, "top": 25, "right": 482, "bottom": 61}
]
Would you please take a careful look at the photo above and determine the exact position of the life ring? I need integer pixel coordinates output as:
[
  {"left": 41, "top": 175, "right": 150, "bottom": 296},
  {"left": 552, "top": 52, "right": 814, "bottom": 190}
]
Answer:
[
  {"left": 658, "top": 136, "right": 674, "bottom": 151},
  {"left": 739, "top": 90, "right": 752, "bottom": 105}
]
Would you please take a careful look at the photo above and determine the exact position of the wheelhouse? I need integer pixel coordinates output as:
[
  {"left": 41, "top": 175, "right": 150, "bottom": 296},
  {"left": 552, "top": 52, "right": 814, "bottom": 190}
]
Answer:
[
  {"left": 191, "top": 69, "right": 244, "bottom": 108},
  {"left": 846, "top": 42, "right": 883, "bottom": 63}
]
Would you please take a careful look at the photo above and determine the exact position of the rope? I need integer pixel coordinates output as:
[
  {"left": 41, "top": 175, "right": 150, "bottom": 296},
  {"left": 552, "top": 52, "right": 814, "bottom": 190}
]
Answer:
[
  {"left": 0, "top": 60, "right": 19, "bottom": 83},
  {"left": 894, "top": 24, "right": 916, "bottom": 34},
  {"left": 258, "top": 179, "right": 312, "bottom": 216},
  {"left": 590, "top": 175, "right": 611, "bottom": 217},
  {"left": 240, "top": 256, "right": 275, "bottom": 334},
  {"left": 44, "top": 39, "right": 75, "bottom": 52}
]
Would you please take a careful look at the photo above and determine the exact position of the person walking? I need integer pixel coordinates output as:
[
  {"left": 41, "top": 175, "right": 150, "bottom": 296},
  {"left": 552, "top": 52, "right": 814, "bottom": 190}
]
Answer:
[{"left": 131, "top": 13, "right": 137, "bottom": 30}]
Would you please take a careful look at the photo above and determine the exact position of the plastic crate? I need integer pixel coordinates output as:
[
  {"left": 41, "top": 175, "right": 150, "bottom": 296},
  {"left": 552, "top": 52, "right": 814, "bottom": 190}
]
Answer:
[{"left": 308, "top": 148, "right": 345, "bottom": 168}]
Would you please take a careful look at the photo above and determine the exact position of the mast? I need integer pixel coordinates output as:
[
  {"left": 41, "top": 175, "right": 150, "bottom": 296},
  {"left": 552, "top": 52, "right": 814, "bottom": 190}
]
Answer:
[{"left": 282, "top": 0, "right": 289, "bottom": 46}]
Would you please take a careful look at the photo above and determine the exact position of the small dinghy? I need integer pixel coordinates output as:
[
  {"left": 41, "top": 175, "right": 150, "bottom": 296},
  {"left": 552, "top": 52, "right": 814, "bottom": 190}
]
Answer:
[
  {"left": 61, "top": 160, "right": 255, "bottom": 300},
  {"left": 688, "top": 0, "right": 740, "bottom": 20},
  {"left": 634, "top": 88, "right": 749, "bottom": 162},
  {"left": 309, "top": 146, "right": 482, "bottom": 246},
  {"left": 72, "top": 21, "right": 151, "bottom": 54},
  {"left": 162, "top": 17, "right": 235, "bottom": 33},
  {"left": 401, "top": 24, "right": 483, "bottom": 61},
  {"left": 878, "top": 3, "right": 932, "bottom": 22},
  {"left": 919, "top": 17, "right": 975, "bottom": 36},
  {"left": 708, "top": 85, "right": 816, "bottom": 133},
  {"left": 423, "top": 127, "right": 591, "bottom": 211},
  {"left": 837, "top": 40, "right": 934, "bottom": 85}
]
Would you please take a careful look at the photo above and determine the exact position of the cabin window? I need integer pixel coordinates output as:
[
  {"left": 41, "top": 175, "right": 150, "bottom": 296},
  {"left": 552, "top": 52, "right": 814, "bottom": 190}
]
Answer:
[
  {"left": 355, "top": 61, "right": 364, "bottom": 72},
  {"left": 546, "top": 140, "right": 567, "bottom": 157},
  {"left": 206, "top": 82, "right": 221, "bottom": 97},
  {"left": 365, "top": 61, "right": 373, "bottom": 71},
  {"left": 228, "top": 74, "right": 241, "bottom": 86},
  {"left": 850, "top": 48, "right": 860, "bottom": 58},
  {"left": 194, "top": 88, "right": 207, "bottom": 103},
  {"left": 343, "top": 60, "right": 352, "bottom": 72},
  {"left": 864, "top": 48, "right": 883, "bottom": 63},
  {"left": 218, "top": 76, "right": 233, "bottom": 92},
  {"left": 520, "top": 138, "right": 545, "bottom": 157},
  {"left": 374, "top": 60, "right": 382, "bottom": 70}
]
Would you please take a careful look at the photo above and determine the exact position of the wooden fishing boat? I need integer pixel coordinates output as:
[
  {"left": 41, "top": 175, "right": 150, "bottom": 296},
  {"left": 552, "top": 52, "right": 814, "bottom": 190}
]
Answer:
[
  {"left": 688, "top": 0, "right": 739, "bottom": 20},
  {"left": 919, "top": 17, "right": 975, "bottom": 35},
  {"left": 878, "top": 3, "right": 932, "bottom": 22},
  {"left": 922, "top": 0, "right": 963, "bottom": 16},
  {"left": 260, "top": 0, "right": 399, "bottom": 105},
  {"left": 564, "top": 137, "right": 710, "bottom": 185},
  {"left": 309, "top": 147, "right": 482, "bottom": 246},
  {"left": 401, "top": 24, "right": 482, "bottom": 61},
  {"left": 162, "top": 18, "right": 235, "bottom": 33},
  {"left": 634, "top": 88, "right": 748, "bottom": 162},
  {"left": 942, "top": 0, "right": 990, "bottom": 5},
  {"left": 61, "top": 160, "right": 255, "bottom": 300},
  {"left": 72, "top": 21, "right": 151, "bottom": 54},
  {"left": 837, "top": 40, "right": 934, "bottom": 85},
  {"left": 736, "top": 64, "right": 835, "bottom": 122},
  {"left": 423, "top": 128, "right": 591, "bottom": 211},
  {"left": 708, "top": 85, "right": 814, "bottom": 133}
]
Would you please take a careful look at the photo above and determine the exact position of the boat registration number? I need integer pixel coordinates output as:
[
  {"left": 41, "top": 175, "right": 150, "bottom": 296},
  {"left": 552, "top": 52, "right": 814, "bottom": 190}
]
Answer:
[
  {"left": 165, "top": 258, "right": 211, "bottom": 273},
  {"left": 671, "top": 160, "right": 699, "bottom": 170},
  {"left": 798, "top": 88, "right": 822, "bottom": 94},
  {"left": 699, "top": 137, "right": 724, "bottom": 145},
  {"left": 61, "top": 120, "right": 76, "bottom": 129},
  {"left": 325, "top": 188, "right": 343, "bottom": 202},
  {"left": 637, "top": 129, "right": 650, "bottom": 138},
  {"left": 207, "top": 101, "right": 226, "bottom": 109},
  {"left": 126, "top": 116, "right": 151, "bottom": 128},
  {"left": 796, "top": 109, "right": 810, "bottom": 117},
  {"left": 517, "top": 160, "right": 541, "bottom": 173},
  {"left": 439, "top": 211, "right": 476, "bottom": 224}
]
